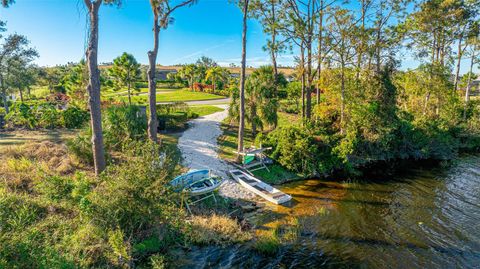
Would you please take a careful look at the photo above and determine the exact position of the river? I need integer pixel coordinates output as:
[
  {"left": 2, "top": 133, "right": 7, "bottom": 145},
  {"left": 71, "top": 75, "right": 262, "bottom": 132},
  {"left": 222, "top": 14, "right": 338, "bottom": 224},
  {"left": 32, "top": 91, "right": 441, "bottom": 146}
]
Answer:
[{"left": 179, "top": 155, "right": 480, "bottom": 268}]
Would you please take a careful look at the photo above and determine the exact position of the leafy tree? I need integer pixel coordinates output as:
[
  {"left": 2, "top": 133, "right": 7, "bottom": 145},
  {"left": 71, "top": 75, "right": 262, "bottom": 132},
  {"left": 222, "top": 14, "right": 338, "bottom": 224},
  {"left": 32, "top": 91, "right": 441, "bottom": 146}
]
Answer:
[
  {"left": 110, "top": 52, "right": 141, "bottom": 105},
  {"left": 63, "top": 61, "right": 88, "bottom": 108},
  {"left": 146, "top": 0, "right": 197, "bottom": 143},
  {"left": 326, "top": 8, "right": 358, "bottom": 134},
  {"left": 249, "top": 0, "right": 286, "bottom": 80},
  {"left": 0, "top": 33, "right": 38, "bottom": 112}
]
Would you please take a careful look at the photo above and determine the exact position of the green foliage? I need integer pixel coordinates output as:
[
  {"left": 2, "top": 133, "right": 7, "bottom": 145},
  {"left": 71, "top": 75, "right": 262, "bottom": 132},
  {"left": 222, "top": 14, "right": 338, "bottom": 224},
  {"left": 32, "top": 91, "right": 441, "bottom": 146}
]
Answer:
[
  {"left": 5, "top": 101, "right": 89, "bottom": 129},
  {"left": 35, "top": 103, "right": 61, "bottom": 129},
  {"left": 67, "top": 130, "right": 95, "bottom": 165},
  {"left": 34, "top": 175, "right": 73, "bottom": 201},
  {"left": 5, "top": 102, "right": 37, "bottom": 129},
  {"left": 0, "top": 139, "right": 189, "bottom": 268},
  {"left": 103, "top": 105, "right": 147, "bottom": 150},
  {"left": 62, "top": 106, "right": 89, "bottom": 129}
]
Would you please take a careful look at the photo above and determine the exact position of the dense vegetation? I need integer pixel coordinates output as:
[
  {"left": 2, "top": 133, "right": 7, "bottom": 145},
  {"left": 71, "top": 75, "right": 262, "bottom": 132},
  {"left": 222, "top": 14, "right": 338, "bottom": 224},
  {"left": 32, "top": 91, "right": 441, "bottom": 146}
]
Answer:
[{"left": 0, "top": 105, "right": 250, "bottom": 268}]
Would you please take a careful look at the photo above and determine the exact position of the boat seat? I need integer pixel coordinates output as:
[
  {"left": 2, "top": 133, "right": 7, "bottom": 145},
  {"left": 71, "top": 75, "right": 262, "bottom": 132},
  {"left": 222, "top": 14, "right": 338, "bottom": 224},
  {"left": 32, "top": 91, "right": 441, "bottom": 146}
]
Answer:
[
  {"left": 252, "top": 184, "right": 269, "bottom": 194},
  {"left": 272, "top": 193, "right": 287, "bottom": 199},
  {"left": 239, "top": 176, "right": 257, "bottom": 184},
  {"left": 232, "top": 171, "right": 243, "bottom": 176}
]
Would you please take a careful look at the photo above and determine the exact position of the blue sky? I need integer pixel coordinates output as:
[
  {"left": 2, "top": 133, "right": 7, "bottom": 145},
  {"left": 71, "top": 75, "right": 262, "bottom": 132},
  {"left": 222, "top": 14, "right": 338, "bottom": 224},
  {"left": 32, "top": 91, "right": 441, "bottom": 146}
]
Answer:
[
  {"left": 0, "top": 0, "right": 281, "bottom": 67},
  {"left": 0, "top": 0, "right": 477, "bottom": 74}
]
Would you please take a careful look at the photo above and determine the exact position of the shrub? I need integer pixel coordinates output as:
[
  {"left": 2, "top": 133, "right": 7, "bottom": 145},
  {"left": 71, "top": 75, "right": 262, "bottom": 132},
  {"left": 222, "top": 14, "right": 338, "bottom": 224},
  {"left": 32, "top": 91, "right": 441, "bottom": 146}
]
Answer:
[
  {"left": 67, "top": 131, "right": 95, "bottom": 165},
  {"left": 62, "top": 106, "right": 89, "bottom": 129},
  {"left": 103, "top": 105, "right": 147, "bottom": 150},
  {"left": 36, "top": 103, "right": 61, "bottom": 129},
  {"left": 5, "top": 103, "right": 37, "bottom": 129},
  {"left": 34, "top": 175, "right": 74, "bottom": 201},
  {"left": 88, "top": 141, "right": 184, "bottom": 236}
]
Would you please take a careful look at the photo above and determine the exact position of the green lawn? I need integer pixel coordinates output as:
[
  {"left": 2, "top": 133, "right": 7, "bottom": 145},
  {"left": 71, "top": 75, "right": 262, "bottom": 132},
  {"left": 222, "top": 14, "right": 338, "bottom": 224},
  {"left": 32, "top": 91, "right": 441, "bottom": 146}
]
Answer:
[
  {"left": 217, "top": 112, "right": 303, "bottom": 184},
  {"left": 189, "top": 105, "right": 224, "bottom": 117},
  {"left": 123, "top": 89, "right": 224, "bottom": 104},
  {"left": 102, "top": 87, "right": 180, "bottom": 97}
]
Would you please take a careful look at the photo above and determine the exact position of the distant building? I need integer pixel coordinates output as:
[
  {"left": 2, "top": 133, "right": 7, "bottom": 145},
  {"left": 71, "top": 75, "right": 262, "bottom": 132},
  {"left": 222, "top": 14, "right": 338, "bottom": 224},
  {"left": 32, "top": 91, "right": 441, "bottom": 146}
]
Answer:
[{"left": 155, "top": 68, "right": 178, "bottom": 80}]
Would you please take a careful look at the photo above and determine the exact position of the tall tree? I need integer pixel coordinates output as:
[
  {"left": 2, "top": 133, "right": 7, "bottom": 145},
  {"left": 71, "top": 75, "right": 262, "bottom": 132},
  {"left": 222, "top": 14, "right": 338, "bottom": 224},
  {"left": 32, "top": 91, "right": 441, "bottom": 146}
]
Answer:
[
  {"left": 237, "top": 0, "right": 249, "bottom": 157},
  {"left": 147, "top": 0, "right": 197, "bottom": 143},
  {"left": 281, "top": 0, "right": 320, "bottom": 120},
  {"left": 463, "top": 25, "right": 480, "bottom": 119},
  {"left": 250, "top": 0, "right": 285, "bottom": 80},
  {"left": 83, "top": 0, "right": 120, "bottom": 176},
  {"left": 326, "top": 8, "right": 358, "bottom": 134},
  {"left": 110, "top": 52, "right": 141, "bottom": 105},
  {"left": 0, "top": 34, "right": 38, "bottom": 113}
]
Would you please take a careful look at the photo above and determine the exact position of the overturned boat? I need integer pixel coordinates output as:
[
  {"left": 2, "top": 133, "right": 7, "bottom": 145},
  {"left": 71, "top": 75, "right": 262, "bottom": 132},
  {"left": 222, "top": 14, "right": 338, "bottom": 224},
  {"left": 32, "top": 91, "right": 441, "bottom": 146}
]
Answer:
[
  {"left": 229, "top": 169, "right": 292, "bottom": 205},
  {"left": 170, "top": 169, "right": 223, "bottom": 196}
]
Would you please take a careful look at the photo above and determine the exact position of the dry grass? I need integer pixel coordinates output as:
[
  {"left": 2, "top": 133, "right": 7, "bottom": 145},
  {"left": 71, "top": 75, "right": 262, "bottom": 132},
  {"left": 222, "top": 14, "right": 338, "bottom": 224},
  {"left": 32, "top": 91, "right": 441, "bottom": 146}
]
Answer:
[
  {"left": 2, "top": 141, "right": 79, "bottom": 175},
  {"left": 187, "top": 214, "right": 252, "bottom": 245},
  {"left": 0, "top": 141, "right": 88, "bottom": 192}
]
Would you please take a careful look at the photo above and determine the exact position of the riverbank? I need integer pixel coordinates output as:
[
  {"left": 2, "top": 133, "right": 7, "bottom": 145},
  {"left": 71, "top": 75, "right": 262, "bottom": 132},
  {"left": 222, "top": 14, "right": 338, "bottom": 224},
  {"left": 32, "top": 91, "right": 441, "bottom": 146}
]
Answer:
[{"left": 176, "top": 154, "right": 480, "bottom": 268}]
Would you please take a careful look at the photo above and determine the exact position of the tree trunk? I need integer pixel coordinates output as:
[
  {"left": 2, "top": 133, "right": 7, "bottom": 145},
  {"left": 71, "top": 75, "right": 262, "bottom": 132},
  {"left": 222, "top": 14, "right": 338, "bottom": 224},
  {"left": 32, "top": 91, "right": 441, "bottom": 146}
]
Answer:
[
  {"left": 300, "top": 45, "right": 305, "bottom": 120},
  {"left": 464, "top": 44, "right": 477, "bottom": 120},
  {"left": 306, "top": 39, "right": 312, "bottom": 120},
  {"left": 251, "top": 104, "right": 257, "bottom": 137},
  {"left": 356, "top": 0, "right": 366, "bottom": 80},
  {"left": 454, "top": 35, "right": 466, "bottom": 91},
  {"left": 270, "top": 0, "right": 278, "bottom": 85},
  {"left": 85, "top": 0, "right": 106, "bottom": 176},
  {"left": 237, "top": 0, "right": 249, "bottom": 159},
  {"left": 316, "top": 0, "right": 324, "bottom": 105},
  {"left": 340, "top": 63, "right": 345, "bottom": 135},
  {"left": 127, "top": 70, "right": 132, "bottom": 105},
  {"left": 147, "top": 8, "right": 159, "bottom": 143},
  {"left": 19, "top": 88, "right": 23, "bottom": 102}
]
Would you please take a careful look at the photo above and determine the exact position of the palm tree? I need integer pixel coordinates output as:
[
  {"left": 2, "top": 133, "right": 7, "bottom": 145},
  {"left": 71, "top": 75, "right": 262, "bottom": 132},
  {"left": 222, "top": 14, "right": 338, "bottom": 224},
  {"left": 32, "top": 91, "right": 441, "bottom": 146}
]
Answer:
[
  {"left": 237, "top": 0, "right": 249, "bottom": 160},
  {"left": 230, "top": 66, "right": 278, "bottom": 136},
  {"left": 179, "top": 64, "right": 197, "bottom": 90},
  {"left": 205, "top": 66, "right": 225, "bottom": 91}
]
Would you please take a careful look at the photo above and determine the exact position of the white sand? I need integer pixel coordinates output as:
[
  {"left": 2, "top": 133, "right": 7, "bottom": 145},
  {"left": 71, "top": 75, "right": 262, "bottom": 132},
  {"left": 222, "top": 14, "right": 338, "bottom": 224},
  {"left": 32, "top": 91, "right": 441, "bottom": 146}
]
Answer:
[{"left": 177, "top": 105, "right": 256, "bottom": 201}]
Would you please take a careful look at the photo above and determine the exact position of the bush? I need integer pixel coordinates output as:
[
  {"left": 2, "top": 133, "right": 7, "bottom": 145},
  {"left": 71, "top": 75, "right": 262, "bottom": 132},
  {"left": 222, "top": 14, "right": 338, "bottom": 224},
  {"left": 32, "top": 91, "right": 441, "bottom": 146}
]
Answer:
[
  {"left": 67, "top": 129, "right": 96, "bottom": 165},
  {"left": 5, "top": 103, "right": 37, "bottom": 129},
  {"left": 62, "top": 106, "right": 89, "bottom": 129},
  {"left": 36, "top": 103, "right": 61, "bottom": 129},
  {"left": 103, "top": 105, "right": 147, "bottom": 150}
]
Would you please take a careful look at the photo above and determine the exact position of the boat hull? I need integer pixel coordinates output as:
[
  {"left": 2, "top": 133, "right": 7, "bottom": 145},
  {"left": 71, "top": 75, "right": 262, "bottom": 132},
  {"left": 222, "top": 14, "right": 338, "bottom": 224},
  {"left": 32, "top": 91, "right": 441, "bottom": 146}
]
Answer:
[{"left": 229, "top": 169, "right": 292, "bottom": 204}]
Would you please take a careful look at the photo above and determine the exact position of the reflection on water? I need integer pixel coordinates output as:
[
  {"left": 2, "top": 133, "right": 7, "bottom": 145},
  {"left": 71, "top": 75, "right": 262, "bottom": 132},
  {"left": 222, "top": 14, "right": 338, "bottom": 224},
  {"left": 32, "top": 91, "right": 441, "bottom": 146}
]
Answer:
[{"left": 180, "top": 155, "right": 480, "bottom": 268}]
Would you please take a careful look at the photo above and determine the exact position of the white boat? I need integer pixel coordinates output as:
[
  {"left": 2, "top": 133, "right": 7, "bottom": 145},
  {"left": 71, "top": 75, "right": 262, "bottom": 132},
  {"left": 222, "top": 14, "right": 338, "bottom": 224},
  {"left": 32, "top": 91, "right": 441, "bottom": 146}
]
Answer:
[
  {"left": 229, "top": 169, "right": 292, "bottom": 204},
  {"left": 170, "top": 169, "right": 223, "bottom": 196}
]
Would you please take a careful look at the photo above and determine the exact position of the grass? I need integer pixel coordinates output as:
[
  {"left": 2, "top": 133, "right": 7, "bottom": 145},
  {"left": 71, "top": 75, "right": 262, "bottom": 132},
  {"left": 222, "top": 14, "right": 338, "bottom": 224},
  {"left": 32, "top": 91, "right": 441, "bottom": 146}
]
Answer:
[
  {"left": 187, "top": 214, "right": 252, "bottom": 245},
  {"left": 189, "top": 105, "right": 224, "bottom": 117},
  {"left": 0, "top": 129, "right": 77, "bottom": 148},
  {"left": 102, "top": 87, "right": 179, "bottom": 98},
  {"left": 217, "top": 112, "right": 303, "bottom": 184},
  {"left": 111, "top": 89, "right": 225, "bottom": 104}
]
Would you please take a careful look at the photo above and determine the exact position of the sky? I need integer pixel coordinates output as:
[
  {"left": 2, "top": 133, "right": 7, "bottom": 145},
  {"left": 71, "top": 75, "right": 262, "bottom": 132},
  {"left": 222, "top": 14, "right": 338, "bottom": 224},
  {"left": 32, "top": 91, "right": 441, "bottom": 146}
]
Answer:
[{"left": 0, "top": 0, "right": 477, "bottom": 74}]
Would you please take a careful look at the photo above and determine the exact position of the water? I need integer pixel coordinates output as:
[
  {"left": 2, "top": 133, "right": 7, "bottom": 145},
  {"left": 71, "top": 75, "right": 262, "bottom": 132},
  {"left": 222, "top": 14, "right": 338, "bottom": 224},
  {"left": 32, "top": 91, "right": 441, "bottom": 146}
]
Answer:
[{"left": 179, "top": 156, "right": 480, "bottom": 268}]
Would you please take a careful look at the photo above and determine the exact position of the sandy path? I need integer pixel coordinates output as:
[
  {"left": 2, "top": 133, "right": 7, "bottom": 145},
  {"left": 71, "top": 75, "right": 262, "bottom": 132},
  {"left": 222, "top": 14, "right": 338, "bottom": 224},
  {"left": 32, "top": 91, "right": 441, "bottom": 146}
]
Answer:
[{"left": 177, "top": 105, "right": 256, "bottom": 201}]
